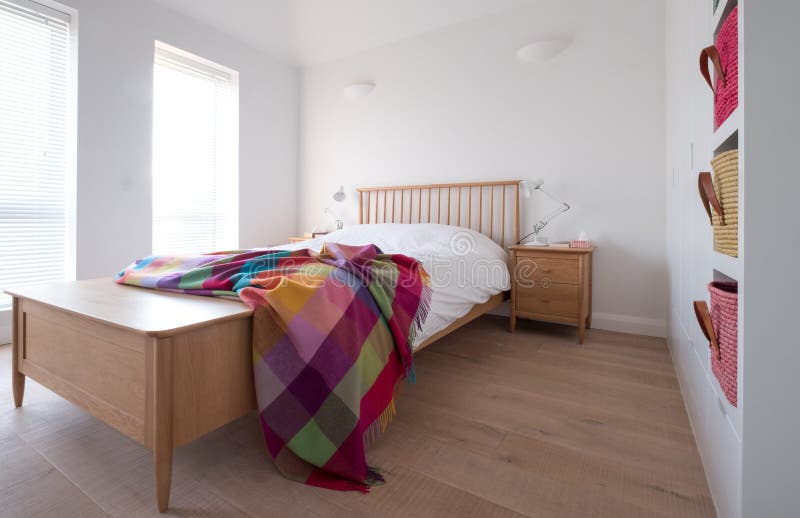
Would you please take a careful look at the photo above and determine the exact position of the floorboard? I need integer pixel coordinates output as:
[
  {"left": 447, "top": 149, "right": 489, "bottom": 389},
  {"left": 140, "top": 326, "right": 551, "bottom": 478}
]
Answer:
[{"left": 0, "top": 315, "right": 715, "bottom": 517}]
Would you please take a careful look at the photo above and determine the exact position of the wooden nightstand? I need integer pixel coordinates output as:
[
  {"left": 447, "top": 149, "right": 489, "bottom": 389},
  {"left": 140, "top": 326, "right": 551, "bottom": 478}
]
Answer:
[
  {"left": 288, "top": 232, "right": 329, "bottom": 243},
  {"left": 509, "top": 245, "right": 594, "bottom": 343}
]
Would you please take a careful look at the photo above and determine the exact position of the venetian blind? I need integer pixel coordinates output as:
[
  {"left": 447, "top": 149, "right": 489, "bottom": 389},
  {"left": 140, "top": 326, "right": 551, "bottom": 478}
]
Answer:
[{"left": 0, "top": 0, "right": 73, "bottom": 309}]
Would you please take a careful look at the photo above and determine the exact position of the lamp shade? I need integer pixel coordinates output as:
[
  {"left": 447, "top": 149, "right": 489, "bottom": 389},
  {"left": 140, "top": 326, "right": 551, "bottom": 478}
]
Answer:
[
  {"left": 519, "top": 179, "right": 544, "bottom": 198},
  {"left": 332, "top": 185, "right": 346, "bottom": 202},
  {"left": 516, "top": 38, "right": 571, "bottom": 63},
  {"left": 343, "top": 82, "right": 375, "bottom": 102}
]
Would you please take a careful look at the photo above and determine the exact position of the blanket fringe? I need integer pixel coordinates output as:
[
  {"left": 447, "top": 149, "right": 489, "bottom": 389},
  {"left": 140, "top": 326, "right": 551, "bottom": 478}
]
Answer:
[
  {"left": 405, "top": 282, "right": 432, "bottom": 382},
  {"left": 363, "top": 396, "right": 398, "bottom": 450}
]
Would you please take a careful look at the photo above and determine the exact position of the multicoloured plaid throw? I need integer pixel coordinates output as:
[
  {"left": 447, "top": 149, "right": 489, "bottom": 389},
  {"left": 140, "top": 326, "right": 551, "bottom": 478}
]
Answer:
[{"left": 116, "top": 243, "right": 430, "bottom": 491}]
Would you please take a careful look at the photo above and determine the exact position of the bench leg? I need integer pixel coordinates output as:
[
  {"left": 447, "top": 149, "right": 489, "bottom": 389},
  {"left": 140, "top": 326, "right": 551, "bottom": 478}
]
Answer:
[
  {"left": 12, "top": 298, "right": 25, "bottom": 407},
  {"left": 152, "top": 337, "right": 173, "bottom": 513},
  {"left": 12, "top": 368, "right": 24, "bottom": 408},
  {"left": 12, "top": 362, "right": 25, "bottom": 407},
  {"left": 154, "top": 439, "right": 173, "bottom": 513}
]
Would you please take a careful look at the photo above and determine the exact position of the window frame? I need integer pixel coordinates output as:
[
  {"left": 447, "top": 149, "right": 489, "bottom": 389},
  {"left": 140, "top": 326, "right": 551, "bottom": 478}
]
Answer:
[{"left": 150, "top": 41, "right": 240, "bottom": 256}]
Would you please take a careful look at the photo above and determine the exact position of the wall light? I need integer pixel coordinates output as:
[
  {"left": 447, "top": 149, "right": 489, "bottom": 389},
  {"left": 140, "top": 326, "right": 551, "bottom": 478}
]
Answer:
[
  {"left": 516, "top": 38, "right": 572, "bottom": 64},
  {"left": 343, "top": 82, "right": 375, "bottom": 102},
  {"left": 324, "top": 185, "right": 347, "bottom": 231}
]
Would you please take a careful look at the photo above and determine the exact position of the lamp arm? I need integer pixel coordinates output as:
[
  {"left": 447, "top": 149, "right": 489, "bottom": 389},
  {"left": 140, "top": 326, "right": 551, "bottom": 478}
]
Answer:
[
  {"left": 533, "top": 202, "right": 570, "bottom": 233},
  {"left": 537, "top": 187, "right": 565, "bottom": 205},
  {"left": 517, "top": 202, "right": 571, "bottom": 244}
]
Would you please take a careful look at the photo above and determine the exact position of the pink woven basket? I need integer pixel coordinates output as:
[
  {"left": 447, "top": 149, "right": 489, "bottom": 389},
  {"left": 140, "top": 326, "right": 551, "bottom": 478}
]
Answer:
[
  {"left": 699, "top": 6, "right": 738, "bottom": 129},
  {"left": 694, "top": 281, "right": 738, "bottom": 406}
]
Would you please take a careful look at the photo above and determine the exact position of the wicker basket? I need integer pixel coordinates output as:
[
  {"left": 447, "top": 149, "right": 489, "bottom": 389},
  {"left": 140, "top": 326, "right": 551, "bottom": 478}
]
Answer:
[
  {"left": 694, "top": 282, "right": 738, "bottom": 406},
  {"left": 698, "top": 149, "right": 738, "bottom": 257},
  {"left": 699, "top": 6, "right": 738, "bottom": 129}
]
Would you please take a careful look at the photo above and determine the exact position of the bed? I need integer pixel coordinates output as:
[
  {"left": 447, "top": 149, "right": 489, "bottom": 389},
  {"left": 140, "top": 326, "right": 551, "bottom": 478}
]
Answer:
[{"left": 7, "top": 180, "right": 521, "bottom": 512}]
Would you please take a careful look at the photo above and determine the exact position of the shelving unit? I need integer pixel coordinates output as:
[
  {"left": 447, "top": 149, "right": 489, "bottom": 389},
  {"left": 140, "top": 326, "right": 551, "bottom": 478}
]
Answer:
[
  {"left": 708, "top": 0, "right": 743, "bottom": 514},
  {"left": 667, "top": 0, "right": 743, "bottom": 516},
  {"left": 672, "top": 2, "right": 800, "bottom": 515}
]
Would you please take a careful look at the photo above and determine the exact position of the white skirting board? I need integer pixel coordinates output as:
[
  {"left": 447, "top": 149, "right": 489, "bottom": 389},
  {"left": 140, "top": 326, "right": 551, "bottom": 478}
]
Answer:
[
  {"left": 489, "top": 302, "right": 667, "bottom": 338},
  {"left": 590, "top": 312, "right": 667, "bottom": 338}
]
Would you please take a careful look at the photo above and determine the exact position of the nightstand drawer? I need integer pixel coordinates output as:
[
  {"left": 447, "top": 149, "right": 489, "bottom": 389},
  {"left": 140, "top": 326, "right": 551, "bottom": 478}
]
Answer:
[
  {"left": 515, "top": 283, "right": 579, "bottom": 317},
  {"left": 515, "top": 256, "right": 580, "bottom": 285}
]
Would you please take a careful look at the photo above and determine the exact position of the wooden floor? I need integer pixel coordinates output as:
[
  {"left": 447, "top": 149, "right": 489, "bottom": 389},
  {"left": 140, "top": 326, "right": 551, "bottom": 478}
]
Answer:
[{"left": 0, "top": 316, "right": 715, "bottom": 517}]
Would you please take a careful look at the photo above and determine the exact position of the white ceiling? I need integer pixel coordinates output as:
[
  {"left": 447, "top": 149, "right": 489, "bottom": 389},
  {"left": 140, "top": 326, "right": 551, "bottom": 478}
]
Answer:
[{"left": 152, "top": 0, "right": 533, "bottom": 66}]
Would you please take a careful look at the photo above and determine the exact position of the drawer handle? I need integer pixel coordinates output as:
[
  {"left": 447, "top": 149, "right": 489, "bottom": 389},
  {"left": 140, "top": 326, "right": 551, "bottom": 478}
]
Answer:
[{"left": 541, "top": 268, "right": 551, "bottom": 273}]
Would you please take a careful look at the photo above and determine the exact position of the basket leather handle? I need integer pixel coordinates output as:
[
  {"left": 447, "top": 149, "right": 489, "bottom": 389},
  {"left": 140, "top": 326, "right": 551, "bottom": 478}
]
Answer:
[
  {"left": 698, "top": 172, "right": 725, "bottom": 225},
  {"left": 694, "top": 300, "right": 721, "bottom": 360},
  {"left": 699, "top": 45, "right": 726, "bottom": 93}
]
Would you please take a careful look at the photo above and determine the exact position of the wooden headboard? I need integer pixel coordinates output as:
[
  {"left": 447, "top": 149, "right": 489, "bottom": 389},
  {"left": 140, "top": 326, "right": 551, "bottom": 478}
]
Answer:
[{"left": 356, "top": 180, "right": 521, "bottom": 247}]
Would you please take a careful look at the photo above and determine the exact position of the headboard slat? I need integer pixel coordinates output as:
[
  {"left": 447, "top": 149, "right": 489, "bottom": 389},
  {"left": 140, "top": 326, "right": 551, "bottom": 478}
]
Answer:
[
  {"left": 457, "top": 187, "right": 462, "bottom": 227},
  {"left": 490, "top": 185, "right": 494, "bottom": 241},
  {"left": 467, "top": 189, "right": 472, "bottom": 229},
  {"left": 501, "top": 185, "right": 506, "bottom": 243},
  {"left": 478, "top": 186, "right": 483, "bottom": 234},
  {"left": 357, "top": 180, "right": 521, "bottom": 248}
]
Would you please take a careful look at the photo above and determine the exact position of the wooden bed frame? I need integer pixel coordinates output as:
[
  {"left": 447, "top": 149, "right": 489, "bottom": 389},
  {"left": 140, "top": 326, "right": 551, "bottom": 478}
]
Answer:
[{"left": 8, "top": 180, "right": 520, "bottom": 512}]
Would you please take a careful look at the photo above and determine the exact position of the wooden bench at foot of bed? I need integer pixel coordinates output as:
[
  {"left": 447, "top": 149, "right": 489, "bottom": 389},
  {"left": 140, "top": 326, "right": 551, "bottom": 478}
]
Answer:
[
  {"left": 8, "top": 278, "right": 507, "bottom": 512},
  {"left": 7, "top": 278, "right": 256, "bottom": 513}
]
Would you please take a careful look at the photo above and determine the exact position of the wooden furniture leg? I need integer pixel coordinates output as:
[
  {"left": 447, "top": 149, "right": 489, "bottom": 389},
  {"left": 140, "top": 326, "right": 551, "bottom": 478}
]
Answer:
[
  {"left": 578, "top": 321, "right": 586, "bottom": 344},
  {"left": 152, "top": 337, "right": 174, "bottom": 513},
  {"left": 509, "top": 249, "right": 517, "bottom": 333},
  {"left": 586, "top": 253, "right": 593, "bottom": 329},
  {"left": 12, "top": 298, "right": 25, "bottom": 407}
]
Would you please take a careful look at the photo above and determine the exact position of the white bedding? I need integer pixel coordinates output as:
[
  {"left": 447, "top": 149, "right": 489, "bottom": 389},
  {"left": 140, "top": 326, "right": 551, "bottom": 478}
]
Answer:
[{"left": 275, "top": 224, "right": 510, "bottom": 348}]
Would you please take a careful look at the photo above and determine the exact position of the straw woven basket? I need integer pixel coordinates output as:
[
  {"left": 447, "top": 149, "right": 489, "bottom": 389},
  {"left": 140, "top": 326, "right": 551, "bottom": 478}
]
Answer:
[
  {"left": 693, "top": 282, "right": 739, "bottom": 406},
  {"left": 699, "top": 7, "right": 738, "bottom": 129},
  {"left": 699, "top": 150, "right": 738, "bottom": 257}
]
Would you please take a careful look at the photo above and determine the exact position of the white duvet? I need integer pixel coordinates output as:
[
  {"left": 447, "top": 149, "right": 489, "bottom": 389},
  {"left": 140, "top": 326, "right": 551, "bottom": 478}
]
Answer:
[{"left": 275, "top": 224, "right": 510, "bottom": 348}]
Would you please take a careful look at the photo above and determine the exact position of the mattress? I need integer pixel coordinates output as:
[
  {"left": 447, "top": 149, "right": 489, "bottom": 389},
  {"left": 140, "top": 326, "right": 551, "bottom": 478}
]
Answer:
[{"left": 275, "top": 223, "right": 511, "bottom": 348}]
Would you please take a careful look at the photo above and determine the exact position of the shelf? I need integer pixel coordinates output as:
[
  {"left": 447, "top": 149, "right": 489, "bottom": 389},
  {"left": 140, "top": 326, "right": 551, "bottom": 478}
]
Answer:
[
  {"left": 713, "top": 251, "right": 741, "bottom": 281},
  {"left": 712, "top": 0, "right": 737, "bottom": 37},
  {"left": 712, "top": 106, "right": 740, "bottom": 152}
]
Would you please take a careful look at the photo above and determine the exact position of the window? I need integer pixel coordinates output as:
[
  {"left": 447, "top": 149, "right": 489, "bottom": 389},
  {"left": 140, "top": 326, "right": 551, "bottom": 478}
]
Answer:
[
  {"left": 152, "top": 42, "right": 239, "bottom": 255},
  {"left": 0, "top": 0, "right": 75, "bottom": 311}
]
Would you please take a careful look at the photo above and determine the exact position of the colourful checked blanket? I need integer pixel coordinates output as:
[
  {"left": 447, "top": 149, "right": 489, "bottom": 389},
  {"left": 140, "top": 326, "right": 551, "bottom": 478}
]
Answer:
[{"left": 116, "top": 243, "right": 430, "bottom": 492}]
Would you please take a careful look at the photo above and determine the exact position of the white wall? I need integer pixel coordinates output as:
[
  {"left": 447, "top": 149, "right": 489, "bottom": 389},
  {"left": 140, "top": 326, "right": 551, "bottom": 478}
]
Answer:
[
  {"left": 299, "top": 0, "right": 667, "bottom": 336},
  {"left": 65, "top": 0, "right": 298, "bottom": 278}
]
